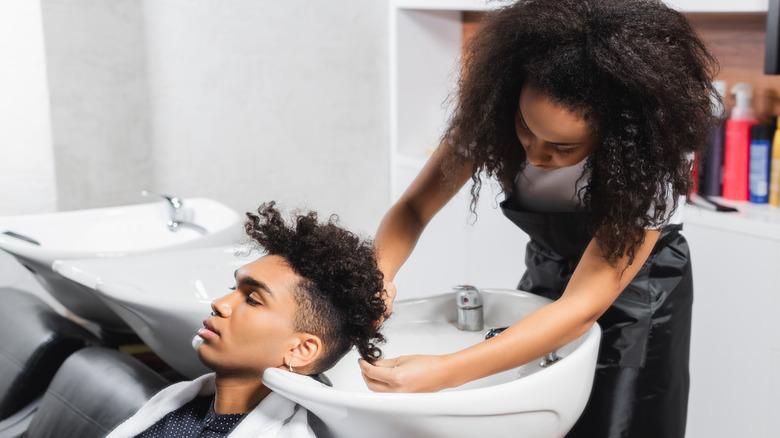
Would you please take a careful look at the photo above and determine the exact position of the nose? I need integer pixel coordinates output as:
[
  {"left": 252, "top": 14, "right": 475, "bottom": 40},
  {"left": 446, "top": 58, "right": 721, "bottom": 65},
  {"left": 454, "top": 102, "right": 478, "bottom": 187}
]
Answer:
[
  {"left": 211, "top": 296, "right": 232, "bottom": 317},
  {"left": 524, "top": 138, "right": 550, "bottom": 166}
]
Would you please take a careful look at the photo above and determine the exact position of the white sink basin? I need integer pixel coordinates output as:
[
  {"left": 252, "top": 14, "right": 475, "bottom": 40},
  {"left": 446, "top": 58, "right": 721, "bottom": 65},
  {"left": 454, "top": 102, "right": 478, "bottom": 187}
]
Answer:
[
  {"left": 0, "top": 198, "right": 242, "bottom": 330},
  {"left": 53, "top": 246, "right": 253, "bottom": 377},
  {"left": 264, "top": 290, "right": 601, "bottom": 438}
]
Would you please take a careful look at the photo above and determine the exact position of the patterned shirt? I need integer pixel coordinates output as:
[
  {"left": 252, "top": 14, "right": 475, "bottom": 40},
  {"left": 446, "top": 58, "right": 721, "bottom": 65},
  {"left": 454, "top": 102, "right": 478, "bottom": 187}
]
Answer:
[{"left": 136, "top": 395, "right": 246, "bottom": 438}]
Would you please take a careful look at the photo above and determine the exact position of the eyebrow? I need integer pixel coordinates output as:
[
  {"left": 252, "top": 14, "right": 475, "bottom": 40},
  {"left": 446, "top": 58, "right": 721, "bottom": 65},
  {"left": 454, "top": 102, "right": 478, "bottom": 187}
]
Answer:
[
  {"left": 517, "top": 110, "right": 586, "bottom": 147},
  {"left": 233, "top": 270, "right": 274, "bottom": 298}
]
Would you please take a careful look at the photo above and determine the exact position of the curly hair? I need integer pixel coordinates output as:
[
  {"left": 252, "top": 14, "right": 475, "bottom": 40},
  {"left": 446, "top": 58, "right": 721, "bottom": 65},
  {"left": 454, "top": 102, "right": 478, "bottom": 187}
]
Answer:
[
  {"left": 445, "top": 0, "right": 719, "bottom": 264},
  {"left": 244, "top": 202, "right": 386, "bottom": 374}
]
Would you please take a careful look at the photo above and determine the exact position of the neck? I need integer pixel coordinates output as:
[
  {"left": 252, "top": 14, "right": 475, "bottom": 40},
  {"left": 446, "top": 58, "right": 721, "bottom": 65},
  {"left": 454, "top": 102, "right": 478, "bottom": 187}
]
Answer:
[{"left": 213, "top": 373, "right": 273, "bottom": 415}]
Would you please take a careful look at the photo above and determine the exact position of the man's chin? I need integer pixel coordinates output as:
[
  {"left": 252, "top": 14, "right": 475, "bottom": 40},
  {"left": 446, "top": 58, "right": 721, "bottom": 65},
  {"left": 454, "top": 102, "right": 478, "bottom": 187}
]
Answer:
[{"left": 196, "top": 349, "right": 218, "bottom": 372}]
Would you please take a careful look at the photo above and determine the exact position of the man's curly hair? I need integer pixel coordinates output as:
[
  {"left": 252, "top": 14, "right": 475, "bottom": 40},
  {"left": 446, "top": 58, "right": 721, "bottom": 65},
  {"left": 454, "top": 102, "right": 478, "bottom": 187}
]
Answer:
[
  {"left": 244, "top": 202, "right": 386, "bottom": 374},
  {"left": 444, "top": 0, "right": 719, "bottom": 264}
]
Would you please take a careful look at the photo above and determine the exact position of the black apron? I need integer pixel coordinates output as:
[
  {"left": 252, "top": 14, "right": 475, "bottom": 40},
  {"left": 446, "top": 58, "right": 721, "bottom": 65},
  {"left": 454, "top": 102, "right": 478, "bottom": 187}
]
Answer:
[{"left": 501, "top": 199, "right": 692, "bottom": 438}]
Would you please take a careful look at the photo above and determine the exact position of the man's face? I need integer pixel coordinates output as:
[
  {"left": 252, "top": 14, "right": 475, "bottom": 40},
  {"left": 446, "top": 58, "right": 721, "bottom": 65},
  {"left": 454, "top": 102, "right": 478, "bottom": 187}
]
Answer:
[{"left": 197, "top": 254, "right": 302, "bottom": 377}]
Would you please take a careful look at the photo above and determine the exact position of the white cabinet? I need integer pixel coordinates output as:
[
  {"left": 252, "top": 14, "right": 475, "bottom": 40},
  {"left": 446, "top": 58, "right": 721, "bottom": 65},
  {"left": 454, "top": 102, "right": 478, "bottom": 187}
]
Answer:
[{"left": 684, "top": 201, "right": 780, "bottom": 438}]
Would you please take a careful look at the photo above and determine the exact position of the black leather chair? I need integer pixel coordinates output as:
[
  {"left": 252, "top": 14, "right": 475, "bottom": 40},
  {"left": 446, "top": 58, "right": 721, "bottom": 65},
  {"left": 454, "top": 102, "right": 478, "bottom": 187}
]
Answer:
[
  {"left": 0, "top": 288, "right": 99, "bottom": 421},
  {"left": 22, "top": 346, "right": 170, "bottom": 438}
]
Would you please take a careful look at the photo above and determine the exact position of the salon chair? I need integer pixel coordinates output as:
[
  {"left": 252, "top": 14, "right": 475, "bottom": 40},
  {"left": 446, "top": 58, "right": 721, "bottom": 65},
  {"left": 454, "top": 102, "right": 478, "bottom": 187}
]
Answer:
[
  {"left": 0, "top": 287, "right": 99, "bottom": 432},
  {"left": 21, "top": 346, "right": 169, "bottom": 438}
]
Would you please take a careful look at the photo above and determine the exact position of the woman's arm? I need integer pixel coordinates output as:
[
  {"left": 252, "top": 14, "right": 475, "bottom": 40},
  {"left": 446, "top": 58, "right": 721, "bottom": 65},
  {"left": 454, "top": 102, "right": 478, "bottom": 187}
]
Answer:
[
  {"left": 375, "top": 140, "right": 473, "bottom": 315},
  {"left": 361, "top": 229, "right": 661, "bottom": 392}
]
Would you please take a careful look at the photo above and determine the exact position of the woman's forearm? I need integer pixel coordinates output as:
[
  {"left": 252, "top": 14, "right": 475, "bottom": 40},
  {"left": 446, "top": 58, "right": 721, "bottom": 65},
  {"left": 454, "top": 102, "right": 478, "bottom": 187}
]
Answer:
[
  {"left": 361, "top": 295, "right": 598, "bottom": 393},
  {"left": 361, "top": 231, "right": 661, "bottom": 392},
  {"left": 436, "top": 231, "right": 661, "bottom": 389},
  {"left": 440, "top": 296, "right": 596, "bottom": 388}
]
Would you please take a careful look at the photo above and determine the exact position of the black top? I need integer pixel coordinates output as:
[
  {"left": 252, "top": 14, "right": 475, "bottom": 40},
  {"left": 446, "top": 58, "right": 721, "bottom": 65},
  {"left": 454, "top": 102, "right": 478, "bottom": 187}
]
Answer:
[{"left": 135, "top": 395, "right": 246, "bottom": 438}]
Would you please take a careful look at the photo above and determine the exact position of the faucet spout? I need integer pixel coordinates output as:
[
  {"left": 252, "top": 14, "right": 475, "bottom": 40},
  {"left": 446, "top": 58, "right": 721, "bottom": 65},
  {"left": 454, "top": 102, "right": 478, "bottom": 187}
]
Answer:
[
  {"left": 142, "top": 190, "right": 190, "bottom": 232},
  {"left": 141, "top": 190, "right": 182, "bottom": 215},
  {"left": 454, "top": 285, "right": 484, "bottom": 332}
]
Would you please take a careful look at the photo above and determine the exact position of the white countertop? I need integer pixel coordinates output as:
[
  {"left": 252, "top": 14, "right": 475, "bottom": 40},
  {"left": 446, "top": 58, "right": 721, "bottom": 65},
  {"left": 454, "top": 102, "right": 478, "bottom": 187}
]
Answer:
[{"left": 686, "top": 194, "right": 780, "bottom": 241}]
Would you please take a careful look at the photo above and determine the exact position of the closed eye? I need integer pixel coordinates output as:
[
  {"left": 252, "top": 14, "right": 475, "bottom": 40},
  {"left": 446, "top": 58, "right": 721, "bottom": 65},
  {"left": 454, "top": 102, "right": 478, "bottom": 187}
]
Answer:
[
  {"left": 554, "top": 146, "right": 576, "bottom": 155},
  {"left": 246, "top": 292, "right": 262, "bottom": 306}
]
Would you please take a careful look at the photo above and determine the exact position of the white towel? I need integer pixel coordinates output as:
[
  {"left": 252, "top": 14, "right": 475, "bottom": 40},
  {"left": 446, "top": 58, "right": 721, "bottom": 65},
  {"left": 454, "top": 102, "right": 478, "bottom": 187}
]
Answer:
[{"left": 106, "top": 373, "right": 316, "bottom": 438}]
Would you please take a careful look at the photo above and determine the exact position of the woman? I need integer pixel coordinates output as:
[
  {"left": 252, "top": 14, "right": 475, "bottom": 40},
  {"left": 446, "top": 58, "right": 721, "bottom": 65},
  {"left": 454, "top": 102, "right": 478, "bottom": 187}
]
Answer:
[{"left": 359, "top": 0, "right": 718, "bottom": 436}]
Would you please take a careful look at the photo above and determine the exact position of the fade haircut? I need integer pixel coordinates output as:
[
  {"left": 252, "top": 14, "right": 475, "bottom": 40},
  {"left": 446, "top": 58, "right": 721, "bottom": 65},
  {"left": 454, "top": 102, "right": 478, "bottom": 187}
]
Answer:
[{"left": 244, "top": 202, "right": 386, "bottom": 373}]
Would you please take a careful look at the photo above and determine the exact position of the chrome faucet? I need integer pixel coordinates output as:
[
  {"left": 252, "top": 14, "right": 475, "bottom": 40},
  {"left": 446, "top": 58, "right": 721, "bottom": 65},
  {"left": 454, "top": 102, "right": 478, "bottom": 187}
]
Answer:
[
  {"left": 484, "top": 326, "right": 507, "bottom": 339},
  {"left": 484, "top": 326, "right": 561, "bottom": 367},
  {"left": 141, "top": 190, "right": 207, "bottom": 234},
  {"left": 539, "top": 351, "right": 561, "bottom": 367},
  {"left": 454, "top": 285, "right": 483, "bottom": 331}
]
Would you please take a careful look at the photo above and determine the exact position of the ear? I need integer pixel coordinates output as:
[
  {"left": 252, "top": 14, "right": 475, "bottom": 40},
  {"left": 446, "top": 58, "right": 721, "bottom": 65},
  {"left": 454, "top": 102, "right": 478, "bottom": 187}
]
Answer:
[{"left": 285, "top": 333, "right": 322, "bottom": 373}]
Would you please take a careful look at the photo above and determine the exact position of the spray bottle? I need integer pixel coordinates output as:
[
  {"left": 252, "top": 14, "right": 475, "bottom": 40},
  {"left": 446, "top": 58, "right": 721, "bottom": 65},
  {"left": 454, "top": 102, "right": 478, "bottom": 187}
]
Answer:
[{"left": 723, "top": 83, "right": 758, "bottom": 201}]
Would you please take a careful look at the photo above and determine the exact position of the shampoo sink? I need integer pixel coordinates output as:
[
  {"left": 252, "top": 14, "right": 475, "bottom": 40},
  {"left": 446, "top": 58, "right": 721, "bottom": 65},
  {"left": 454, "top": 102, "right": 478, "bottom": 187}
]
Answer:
[
  {"left": 0, "top": 198, "right": 241, "bottom": 330},
  {"left": 264, "top": 289, "right": 601, "bottom": 438}
]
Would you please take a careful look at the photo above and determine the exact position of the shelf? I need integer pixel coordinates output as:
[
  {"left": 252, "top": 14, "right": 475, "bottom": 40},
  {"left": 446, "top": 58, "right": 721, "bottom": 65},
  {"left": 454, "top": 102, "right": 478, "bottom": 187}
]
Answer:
[
  {"left": 391, "top": 0, "right": 511, "bottom": 11},
  {"left": 390, "top": 0, "right": 769, "bottom": 13},
  {"left": 686, "top": 195, "right": 780, "bottom": 240},
  {"left": 666, "top": 0, "right": 768, "bottom": 12}
]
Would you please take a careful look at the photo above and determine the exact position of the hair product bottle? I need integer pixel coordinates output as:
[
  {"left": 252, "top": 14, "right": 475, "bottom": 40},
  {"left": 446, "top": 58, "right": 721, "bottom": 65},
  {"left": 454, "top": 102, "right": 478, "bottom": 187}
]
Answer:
[
  {"left": 699, "top": 81, "right": 727, "bottom": 196},
  {"left": 723, "top": 83, "right": 758, "bottom": 201},
  {"left": 769, "top": 117, "right": 780, "bottom": 206},
  {"left": 749, "top": 123, "right": 774, "bottom": 203}
]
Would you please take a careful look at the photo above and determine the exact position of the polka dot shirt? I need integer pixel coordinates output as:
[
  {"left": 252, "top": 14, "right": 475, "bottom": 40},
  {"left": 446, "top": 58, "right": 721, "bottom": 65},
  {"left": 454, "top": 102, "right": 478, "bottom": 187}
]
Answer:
[{"left": 135, "top": 395, "right": 246, "bottom": 438}]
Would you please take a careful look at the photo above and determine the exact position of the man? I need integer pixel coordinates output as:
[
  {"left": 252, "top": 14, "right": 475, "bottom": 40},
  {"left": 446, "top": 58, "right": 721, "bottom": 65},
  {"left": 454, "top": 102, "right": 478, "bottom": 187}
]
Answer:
[{"left": 108, "top": 202, "right": 387, "bottom": 438}]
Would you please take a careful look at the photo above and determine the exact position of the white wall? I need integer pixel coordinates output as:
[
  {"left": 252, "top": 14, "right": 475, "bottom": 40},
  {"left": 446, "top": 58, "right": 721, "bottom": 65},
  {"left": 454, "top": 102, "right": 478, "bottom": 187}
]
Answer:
[
  {"left": 0, "top": 0, "right": 58, "bottom": 215},
  {"left": 143, "top": 1, "right": 390, "bottom": 234},
  {"left": 41, "top": 0, "right": 154, "bottom": 212},
  {"left": 34, "top": 0, "right": 390, "bottom": 234}
]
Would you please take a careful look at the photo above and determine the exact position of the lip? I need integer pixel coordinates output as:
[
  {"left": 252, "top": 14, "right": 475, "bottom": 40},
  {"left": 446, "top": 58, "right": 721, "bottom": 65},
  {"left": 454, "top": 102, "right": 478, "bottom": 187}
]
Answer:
[{"left": 198, "top": 318, "right": 220, "bottom": 339}]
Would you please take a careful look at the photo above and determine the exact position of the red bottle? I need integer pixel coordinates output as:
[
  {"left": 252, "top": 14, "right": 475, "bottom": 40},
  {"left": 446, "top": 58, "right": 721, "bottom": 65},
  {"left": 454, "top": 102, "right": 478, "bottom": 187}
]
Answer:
[{"left": 722, "top": 83, "right": 757, "bottom": 201}]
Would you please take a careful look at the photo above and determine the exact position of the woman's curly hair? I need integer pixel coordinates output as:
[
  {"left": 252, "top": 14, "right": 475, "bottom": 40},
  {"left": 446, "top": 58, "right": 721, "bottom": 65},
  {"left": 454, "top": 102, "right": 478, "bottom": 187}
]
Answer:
[
  {"left": 244, "top": 202, "right": 386, "bottom": 373},
  {"left": 445, "top": 0, "right": 719, "bottom": 264}
]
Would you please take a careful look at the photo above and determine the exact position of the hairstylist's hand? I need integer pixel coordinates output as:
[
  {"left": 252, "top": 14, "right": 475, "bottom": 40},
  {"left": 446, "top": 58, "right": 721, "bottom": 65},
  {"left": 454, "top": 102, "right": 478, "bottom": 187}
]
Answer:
[
  {"left": 379, "top": 279, "right": 397, "bottom": 324},
  {"left": 358, "top": 355, "right": 451, "bottom": 393}
]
